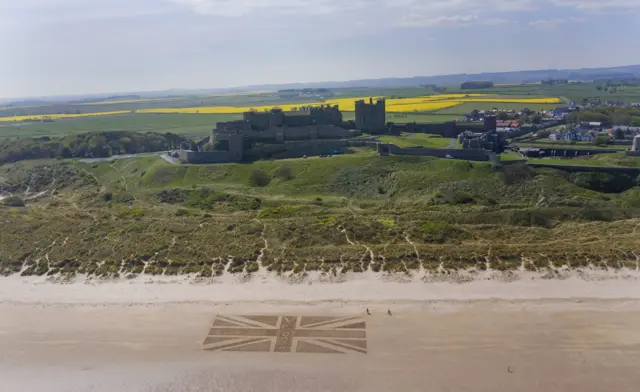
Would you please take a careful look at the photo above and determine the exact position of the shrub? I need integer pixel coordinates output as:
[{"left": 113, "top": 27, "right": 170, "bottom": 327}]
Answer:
[
  {"left": 175, "top": 208, "right": 190, "bottom": 216},
  {"left": 114, "top": 192, "right": 134, "bottom": 203},
  {"left": 274, "top": 165, "right": 294, "bottom": 180},
  {"left": 1, "top": 195, "right": 25, "bottom": 207},
  {"left": 594, "top": 136, "right": 613, "bottom": 146},
  {"left": 452, "top": 191, "right": 474, "bottom": 204},
  {"left": 417, "top": 221, "right": 458, "bottom": 243},
  {"left": 570, "top": 172, "right": 634, "bottom": 193},
  {"left": 249, "top": 169, "right": 270, "bottom": 187},
  {"left": 156, "top": 188, "right": 188, "bottom": 204},
  {"left": 501, "top": 163, "right": 535, "bottom": 185}
]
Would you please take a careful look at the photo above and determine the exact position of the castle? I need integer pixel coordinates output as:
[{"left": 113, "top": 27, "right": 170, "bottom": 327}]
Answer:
[
  {"left": 178, "top": 98, "right": 499, "bottom": 164},
  {"left": 355, "top": 98, "right": 386, "bottom": 133},
  {"left": 180, "top": 102, "right": 379, "bottom": 163}
]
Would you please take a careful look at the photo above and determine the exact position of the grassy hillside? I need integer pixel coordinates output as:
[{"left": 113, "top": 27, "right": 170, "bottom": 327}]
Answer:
[{"left": 1, "top": 154, "right": 639, "bottom": 278}]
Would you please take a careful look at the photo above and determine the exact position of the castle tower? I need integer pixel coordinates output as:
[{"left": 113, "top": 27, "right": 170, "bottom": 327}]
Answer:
[
  {"left": 633, "top": 134, "right": 640, "bottom": 152},
  {"left": 355, "top": 98, "right": 386, "bottom": 133}
]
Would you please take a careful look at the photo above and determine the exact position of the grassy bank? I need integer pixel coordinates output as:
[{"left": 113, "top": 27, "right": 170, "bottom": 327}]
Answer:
[
  {"left": 378, "top": 133, "right": 452, "bottom": 148},
  {"left": 1, "top": 154, "right": 639, "bottom": 278}
]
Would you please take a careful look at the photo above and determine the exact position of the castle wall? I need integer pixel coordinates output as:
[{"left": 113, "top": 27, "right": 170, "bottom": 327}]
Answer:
[
  {"left": 378, "top": 143, "right": 490, "bottom": 161},
  {"left": 243, "top": 140, "right": 353, "bottom": 161},
  {"left": 179, "top": 150, "right": 233, "bottom": 164}
]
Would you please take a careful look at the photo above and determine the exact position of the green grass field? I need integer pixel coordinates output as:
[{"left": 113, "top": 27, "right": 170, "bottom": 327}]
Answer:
[
  {"left": 378, "top": 133, "right": 453, "bottom": 148},
  {"left": 0, "top": 113, "right": 240, "bottom": 139},
  {"left": 434, "top": 102, "right": 559, "bottom": 115}
]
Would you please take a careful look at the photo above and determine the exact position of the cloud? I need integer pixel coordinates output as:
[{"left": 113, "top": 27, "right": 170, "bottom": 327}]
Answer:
[
  {"left": 171, "top": 0, "right": 369, "bottom": 17},
  {"left": 400, "top": 14, "right": 509, "bottom": 27},
  {"left": 550, "top": 0, "right": 640, "bottom": 12},
  {"left": 390, "top": 0, "right": 532, "bottom": 28},
  {"left": 0, "top": 0, "right": 171, "bottom": 23},
  {"left": 528, "top": 16, "right": 584, "bottom": 29}
]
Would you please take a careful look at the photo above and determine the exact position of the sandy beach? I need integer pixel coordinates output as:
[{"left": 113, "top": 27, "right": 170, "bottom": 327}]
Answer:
[{"left": 2, "top": 270, "right": 640, "bottom": 391}]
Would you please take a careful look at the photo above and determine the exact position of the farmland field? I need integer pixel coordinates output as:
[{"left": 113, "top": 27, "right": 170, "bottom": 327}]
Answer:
[
  {"left": 2, "top": 82, "right": 638, "bottom": 141},
  {"left": 0, "top": 113, "right": 241, "bottom": 139},
  {"left": 0, "top": 110, "right": 132, "bottom": 122},
  {"left": 135, "top": 95, "right": 562, "bottom": 115},
  {"left": 434, "top": 102, "right": 560, "bottom": 115}
]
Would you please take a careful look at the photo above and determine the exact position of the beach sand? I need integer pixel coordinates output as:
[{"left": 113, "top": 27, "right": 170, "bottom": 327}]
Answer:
[{"left": 2, "top": 271, "right": 640, "bottom": 391}]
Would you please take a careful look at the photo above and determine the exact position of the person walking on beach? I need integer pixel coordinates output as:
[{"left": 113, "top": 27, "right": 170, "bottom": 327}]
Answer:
[
  {"left": 388, "top": 309, "right": 392, "bottom": 316},
  {"left": 366, "top": 308, "right": 371, "bottom": 316}
]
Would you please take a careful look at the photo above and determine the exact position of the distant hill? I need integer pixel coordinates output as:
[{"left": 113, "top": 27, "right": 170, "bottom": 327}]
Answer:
[
  {"left": 238, "top": 65, "right": 640, "bottom": 91},
  {"left": 4, "top": 64, "right": 640, "bottom": 104}
]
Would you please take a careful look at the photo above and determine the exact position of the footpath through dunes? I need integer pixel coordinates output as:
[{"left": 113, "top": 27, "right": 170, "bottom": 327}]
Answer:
[{"left": 0, "top": 153, "right": 639, "bottom": 278}]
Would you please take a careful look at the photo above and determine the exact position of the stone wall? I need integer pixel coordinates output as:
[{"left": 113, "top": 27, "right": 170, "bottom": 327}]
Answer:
[
  {"left": 389, "top": 122, "right": 483, "bottom": 138},
  {"left": 216, "top": 125, "right": 359, "bottom": 143},
  {"left": 378, "top": 143, "right": 490, "bottom": 161},
  {"left": 243, "top": 140, "right": 354, "bottom": 161},
  {"left": 179, "top": 150, "right": 232, "bottom": 164}
]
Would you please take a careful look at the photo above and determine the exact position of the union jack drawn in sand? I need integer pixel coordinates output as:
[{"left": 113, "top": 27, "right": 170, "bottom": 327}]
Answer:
[{"left": 203, "top": 315, "right": 367, "bottom": 354}]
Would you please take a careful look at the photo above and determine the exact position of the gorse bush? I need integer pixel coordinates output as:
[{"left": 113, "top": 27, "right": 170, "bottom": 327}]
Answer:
[
  {"left": 1, "top": 195, "right": 25, "bottom": 207},
  {"left": 273, "top": 165, "right": 294, "bottom": 180},
  {"left": 501, "top": 163, "right": 535, "bottom": 185},
  {"left": 570, "top": 172, "right": 635, "bottom": 193},
  {"left": 249, "top": 169, "right": 271, "bottom": 187}
]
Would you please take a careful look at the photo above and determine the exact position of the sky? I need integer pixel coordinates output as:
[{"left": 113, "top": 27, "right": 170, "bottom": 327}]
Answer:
[{"left": 1, "top": 0, "right": 639, "bottom": 98}]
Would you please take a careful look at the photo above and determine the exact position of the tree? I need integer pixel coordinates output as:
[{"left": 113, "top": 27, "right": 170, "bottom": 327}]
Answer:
[
  {"left": 461, "top": 81, "right": 494, "bottom": 89},
  {"left": 498, "top": 112, "right": 510, "bottom": 121},
  {"left": 614, "top": 128, "right": 626, "bottom": 140},
  {"left": 531, "top": 114, "right": 543, "bottom": 124},
  {"left": 594, "top": 136, "right": 613, "bottom": 146},
  {"left": 613, "top": 112, "right": 631, "bottom": 126},
  {"left": 57, "top": 146, "right": 72, "bottom": 158}
]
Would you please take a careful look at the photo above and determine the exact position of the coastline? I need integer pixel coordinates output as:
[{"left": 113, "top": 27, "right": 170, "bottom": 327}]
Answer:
[{"left": 3, "top": 269, "right": 640, "bottom": 392}]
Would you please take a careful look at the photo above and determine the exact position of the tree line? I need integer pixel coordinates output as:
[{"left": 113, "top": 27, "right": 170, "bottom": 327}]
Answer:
[
  {"left": 0, "top": 131, "right": 188, "bottom": 165},
  {"left": 568, "top": 107, "right": 640, "bottom": 127}
]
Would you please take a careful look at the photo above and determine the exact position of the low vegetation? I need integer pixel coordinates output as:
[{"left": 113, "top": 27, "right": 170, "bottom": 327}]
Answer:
[{"left": 0, "top": 153, "right": 638, "bottom": 278}]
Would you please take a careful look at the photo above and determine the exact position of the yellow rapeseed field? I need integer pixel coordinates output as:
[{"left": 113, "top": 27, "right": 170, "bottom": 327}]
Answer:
[
  {"left": 0, "top": 110, "right": 132, "bottom": 122},
  {"left": 3, "top": 95, "right": 562, "bottom": 121},
  {"left": 137, "top": 94, "right": 560, "bottom": 115},
  {"left": 385, "top": 100, "right": 462, "bottom": 112},
  {"left": 459, "top": 97, "right": 561, "bottom": 104}
]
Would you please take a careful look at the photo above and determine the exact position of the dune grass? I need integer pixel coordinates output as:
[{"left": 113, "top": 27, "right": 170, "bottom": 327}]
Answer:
[{"left": 1, "top": 155, "right": 639, "bottom": 278}]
